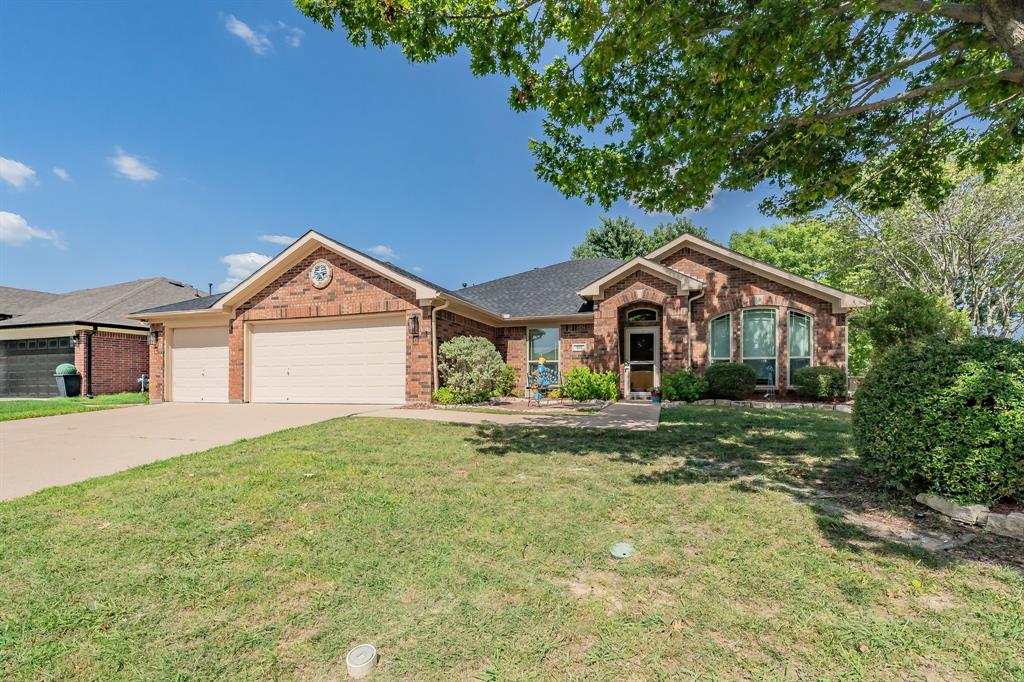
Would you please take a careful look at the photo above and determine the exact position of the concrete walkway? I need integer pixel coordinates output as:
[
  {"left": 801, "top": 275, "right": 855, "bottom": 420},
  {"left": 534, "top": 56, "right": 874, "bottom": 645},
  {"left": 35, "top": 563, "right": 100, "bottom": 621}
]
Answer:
[{"left": 0, "top": 403, "right": 393, "bottom": 500}]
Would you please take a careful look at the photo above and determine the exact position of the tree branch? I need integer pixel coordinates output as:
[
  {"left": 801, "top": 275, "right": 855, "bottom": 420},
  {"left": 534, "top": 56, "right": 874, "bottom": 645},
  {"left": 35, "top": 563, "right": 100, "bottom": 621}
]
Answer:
[{"left": 877, "top": 0, "right": 984, "bottom": 24}]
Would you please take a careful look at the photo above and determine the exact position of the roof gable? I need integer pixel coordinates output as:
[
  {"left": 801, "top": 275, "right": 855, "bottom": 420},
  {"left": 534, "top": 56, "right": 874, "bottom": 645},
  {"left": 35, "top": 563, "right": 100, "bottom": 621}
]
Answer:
[
  {"left": 646, "top": 234, "right": 868, "bottom": 312},
  {"left": 214, "top": 231, "right": 442, "bottom": 310},
  {"left": 576, "top": 257, "right": 704, "bottom": 299}
]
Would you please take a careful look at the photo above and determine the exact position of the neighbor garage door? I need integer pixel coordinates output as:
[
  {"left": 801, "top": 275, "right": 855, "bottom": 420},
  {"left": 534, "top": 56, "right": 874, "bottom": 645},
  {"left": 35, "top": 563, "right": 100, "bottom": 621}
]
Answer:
[
  {"left": 0, "top": 337, "right": 75, "bottom": 398},
  {"left": 170, "top": 326, "right": 228, "bottom": 402},
  {"left": 250, "top": 315, "right": 406, "bottom": 404}
]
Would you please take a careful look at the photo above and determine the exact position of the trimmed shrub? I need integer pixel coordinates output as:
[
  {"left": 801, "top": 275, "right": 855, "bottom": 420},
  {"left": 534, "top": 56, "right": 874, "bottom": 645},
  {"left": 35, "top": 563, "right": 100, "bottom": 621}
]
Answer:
[
  {"left": 851, "top": 288, "right": 970, "bottom": 352},
  {"left": 436, "top": 336, "right": 505, "bottom": 399},
  {"left": 432, "top": 386, "right": 488, "bottom": 404},
  {"left": 853, "top": 336, "right": 1024, "bottom": 505},
  {"left": 661, "top": 369, "right": 708, "bottom": 403},
  {"left": 792, "top": 366, "right": 847, "bottom": 401},
  {"left": 561, "top": 366, "right": 619, "bottom": 401},
  {"left": 704, "top": 362, "right": 757, "bottom": 400},
  {"left": 494, "top": 364, "right": 519, "bottom": 397}
]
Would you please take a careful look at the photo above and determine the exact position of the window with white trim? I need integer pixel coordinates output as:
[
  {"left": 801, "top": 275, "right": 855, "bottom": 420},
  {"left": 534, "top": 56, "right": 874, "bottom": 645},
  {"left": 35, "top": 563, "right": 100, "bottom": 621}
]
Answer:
[
  {"left": 528, "top": 327, "right": 559, "bottom": 376},
  {"left": 742, "top": 309, "right": 777, "bottom": 386},
  {"left": 626, "top": 308, "right": 658, "bottom": 322},
  {"left": 709, "top": 314, "right": 731, "bottom": 363},
  {"left": 788, "top": 311, "right": 812, "bottom": 384}
]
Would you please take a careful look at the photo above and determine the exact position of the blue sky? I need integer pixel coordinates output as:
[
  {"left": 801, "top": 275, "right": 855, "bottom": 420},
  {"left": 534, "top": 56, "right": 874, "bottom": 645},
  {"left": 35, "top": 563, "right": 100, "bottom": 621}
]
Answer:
[{"left": 1, "top": 0, "right": 777, "bottom": 295}]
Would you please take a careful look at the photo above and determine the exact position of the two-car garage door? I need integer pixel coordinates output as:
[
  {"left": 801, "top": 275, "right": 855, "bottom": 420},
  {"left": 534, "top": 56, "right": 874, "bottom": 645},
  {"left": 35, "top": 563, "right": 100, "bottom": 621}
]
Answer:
[
  {"left": 168, "top": 315, "right": 406, "bottom": 404},
  {"left": 250, "top": 315, "right": 406, "bottom": 404}
]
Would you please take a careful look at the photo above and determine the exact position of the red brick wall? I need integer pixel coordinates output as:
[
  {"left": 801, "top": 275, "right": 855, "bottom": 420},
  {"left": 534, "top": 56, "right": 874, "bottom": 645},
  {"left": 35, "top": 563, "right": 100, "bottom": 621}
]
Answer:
[
  {"left": 495, "top": 326, "right": 527, "bottom": 391},
  {"left": 436, "top": 309, "right": 496, "bottom": 345},
  {"left": 74, "top": 330, "right": 149, "bottom": 395},
  {"left": 228, "top": 246, "right": 432, "bottom": 402},
  {"left": 659, "top": 246, "right": 847, "bottom": 388},
  {"left": 149, "top": 323, "right": 165, "bottom": 401}
]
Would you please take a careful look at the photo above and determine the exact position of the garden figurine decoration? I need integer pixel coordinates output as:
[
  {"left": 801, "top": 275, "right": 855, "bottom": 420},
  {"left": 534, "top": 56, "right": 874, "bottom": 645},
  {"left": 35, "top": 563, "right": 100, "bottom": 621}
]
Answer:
[{"left": 528, "top": 357, "right": 556, "bottom": 406}]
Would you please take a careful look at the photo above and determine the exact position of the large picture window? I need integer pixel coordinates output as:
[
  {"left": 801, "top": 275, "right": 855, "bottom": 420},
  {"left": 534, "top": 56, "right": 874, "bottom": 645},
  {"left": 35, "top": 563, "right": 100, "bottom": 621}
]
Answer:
[
  {"left": 528, "top": 327, "right": 559, "bottom": 376},
  {"left": 709, "top": 314, "right": 731, "bottom": 363},
  {"left": 742, "top": 309, "right": 777, "bottom": 386},
  {"left": 788, "top": 311, "right": 812, "bottom": 384}
]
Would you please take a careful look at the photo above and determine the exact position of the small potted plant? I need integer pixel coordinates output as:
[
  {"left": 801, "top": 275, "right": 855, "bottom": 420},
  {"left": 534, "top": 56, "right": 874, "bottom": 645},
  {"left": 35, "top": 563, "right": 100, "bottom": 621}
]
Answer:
[{"left": 650, "top": 387, "right": 662, "bottom": 404}]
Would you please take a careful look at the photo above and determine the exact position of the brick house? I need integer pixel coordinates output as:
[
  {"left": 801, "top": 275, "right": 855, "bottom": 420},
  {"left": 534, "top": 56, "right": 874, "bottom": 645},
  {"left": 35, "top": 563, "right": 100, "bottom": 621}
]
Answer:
[
  {"left": 132, "top": 231, "right": 866, "bottom": 404},
  {"left": 0, "top": 279, "right": 204, "bottom": 397}
]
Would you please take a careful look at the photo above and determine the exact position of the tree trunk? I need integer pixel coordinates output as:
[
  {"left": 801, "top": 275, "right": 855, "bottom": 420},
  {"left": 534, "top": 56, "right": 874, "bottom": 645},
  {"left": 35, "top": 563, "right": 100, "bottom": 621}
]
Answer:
[{"left": 982, "top": 0, "right": 1024, "bottom": 75}]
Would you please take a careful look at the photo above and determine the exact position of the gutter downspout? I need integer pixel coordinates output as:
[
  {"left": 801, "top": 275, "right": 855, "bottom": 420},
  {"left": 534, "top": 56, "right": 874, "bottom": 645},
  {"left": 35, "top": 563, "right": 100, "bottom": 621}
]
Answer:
[
  {"left": 85, "top": 325, "right": 97, "bottom": 398},
  {"left": 687, "top": 289, "right": 705, "bottom": 370},
  {"left": 431, "top": 298, "right": 451, "bottom": 395}
]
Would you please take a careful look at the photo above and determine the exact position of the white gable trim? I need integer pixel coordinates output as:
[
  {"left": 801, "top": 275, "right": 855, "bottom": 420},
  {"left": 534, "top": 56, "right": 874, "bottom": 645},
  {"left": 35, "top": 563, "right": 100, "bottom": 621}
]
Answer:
[
  {"left": 645, "top": 234, "right": 868, "bottom": 313},
  {"left": 577, "top": 257, "right": 704, "bottom": 299},
  {"left": 215, "top": 231, "right": 440, "bottom": 311}
]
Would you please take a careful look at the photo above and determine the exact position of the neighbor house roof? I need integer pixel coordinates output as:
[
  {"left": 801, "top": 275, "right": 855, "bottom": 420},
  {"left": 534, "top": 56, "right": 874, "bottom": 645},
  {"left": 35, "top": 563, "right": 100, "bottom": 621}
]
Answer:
[
  {"left": 456, "top": 258, "right": 624, "bottom": 317},
  {"left": 0, "top": 278, "right": 205, "bottom": 330},
  {"left": 134, "top": 292, "right": 227, "bottom": 314},
  {"left": 0, "top": 286, "right": 61, "bottom": 318}
]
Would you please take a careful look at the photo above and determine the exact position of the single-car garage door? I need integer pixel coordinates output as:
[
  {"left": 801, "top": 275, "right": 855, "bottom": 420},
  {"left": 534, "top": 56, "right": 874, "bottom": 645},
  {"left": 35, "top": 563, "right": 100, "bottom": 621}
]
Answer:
[
  {"left": 170, "top": 326, "right": 228, "bottom": 402},
  {"left": 250, "top": 315, "right": 406, "bottom": 404}
]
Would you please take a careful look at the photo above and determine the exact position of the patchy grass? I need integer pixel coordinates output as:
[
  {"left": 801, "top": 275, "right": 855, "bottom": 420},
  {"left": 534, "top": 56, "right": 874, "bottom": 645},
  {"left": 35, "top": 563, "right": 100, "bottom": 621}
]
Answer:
[
  {"left": 0, "top": 407, "right": 1021, "bottom": 680},
  {"left": 0, "top": 392, "right": 148, "bottom": 421}
]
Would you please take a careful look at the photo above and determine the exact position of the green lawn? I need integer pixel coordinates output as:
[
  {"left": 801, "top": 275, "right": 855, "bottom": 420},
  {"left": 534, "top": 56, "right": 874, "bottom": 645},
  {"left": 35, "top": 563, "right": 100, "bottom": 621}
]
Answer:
[
  {"left": 1, "top": 407, "right": 1021, "bottom": 680},
  {"left": 0, "top": 392, "right": 148, "bottom": 421}
]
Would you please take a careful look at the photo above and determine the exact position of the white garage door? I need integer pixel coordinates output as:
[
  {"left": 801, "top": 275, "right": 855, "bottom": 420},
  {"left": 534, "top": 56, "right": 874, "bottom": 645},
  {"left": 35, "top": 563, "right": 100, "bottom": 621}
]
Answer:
[
  {"left": 251, "top": 315, "right": 406, "bottom": 404},
  {"left": 170, "top": 326, "right": 229, "bottom": 403}
]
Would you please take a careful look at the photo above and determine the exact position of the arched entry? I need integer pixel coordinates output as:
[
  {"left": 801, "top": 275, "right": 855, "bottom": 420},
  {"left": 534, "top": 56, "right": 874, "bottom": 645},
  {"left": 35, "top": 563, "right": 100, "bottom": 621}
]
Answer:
[{"left": 621, "top": 305, "right": 661, "bottom": 398}]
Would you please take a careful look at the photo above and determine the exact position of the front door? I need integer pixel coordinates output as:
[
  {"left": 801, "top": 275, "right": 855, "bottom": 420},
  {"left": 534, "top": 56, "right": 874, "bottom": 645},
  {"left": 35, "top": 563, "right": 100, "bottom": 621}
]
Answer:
[{"left": 626, "top": 327, "right": 659, "bottom": 398}]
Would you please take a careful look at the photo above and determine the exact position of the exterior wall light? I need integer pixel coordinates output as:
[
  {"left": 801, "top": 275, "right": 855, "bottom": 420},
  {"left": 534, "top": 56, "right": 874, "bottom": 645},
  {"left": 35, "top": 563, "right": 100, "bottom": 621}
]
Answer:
[{"left": 408, "top": 315, "right": 420, "bottom": 336}]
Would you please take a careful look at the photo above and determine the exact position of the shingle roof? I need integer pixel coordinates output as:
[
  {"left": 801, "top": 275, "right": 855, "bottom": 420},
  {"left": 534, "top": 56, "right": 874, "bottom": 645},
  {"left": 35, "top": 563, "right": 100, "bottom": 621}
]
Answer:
[
  {"left": 135, "top": 292, "right": 226, "bottom": 314},
  {"left": 0, "top": 278, "right": 205, "bottom": 329},
  {"left": 0, "top": 286, "right": 60, "bottom": 317},
  {"left": 456, "top": 258, "right": 624, "bottom": 317}
]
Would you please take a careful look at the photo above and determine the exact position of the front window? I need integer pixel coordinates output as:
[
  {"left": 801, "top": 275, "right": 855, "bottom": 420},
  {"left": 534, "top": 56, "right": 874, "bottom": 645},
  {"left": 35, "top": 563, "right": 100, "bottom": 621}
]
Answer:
[
  {"left": 709, "top": 314, "right": 731, "bottom": 363},
  {"left": 742, "top": 309, "right": 777, "bottom": 386},
  {"left": 528, "top": 327, "right": 559, "bottom": 377},
  {"left": 626, "top": 308, "right": 658, "bottom": 322},
  {"left": 788, "top": 311, "right": 812, "bottom": 384}
]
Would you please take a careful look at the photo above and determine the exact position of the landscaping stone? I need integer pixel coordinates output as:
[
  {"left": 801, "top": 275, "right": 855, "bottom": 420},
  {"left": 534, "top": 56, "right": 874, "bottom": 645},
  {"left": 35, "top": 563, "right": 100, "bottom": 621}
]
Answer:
[
  {"left": 834, "top": 404, "right": 852, "bottom": 413},
  {"left": 985, "top": 512, "right": 1024, "bottom": 540},
  {"left": 695, "top": 399, "right": 716, "bottom": 405},
  {"left": 915, "top": 493, "right": 990, "bottom": 525}
]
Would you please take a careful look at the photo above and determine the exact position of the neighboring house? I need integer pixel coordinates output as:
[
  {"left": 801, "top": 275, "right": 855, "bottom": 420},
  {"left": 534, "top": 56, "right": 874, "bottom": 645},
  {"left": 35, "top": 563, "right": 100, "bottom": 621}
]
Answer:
[
  {"left": 132, "top": 230, "right": 866, "bottom": 405},
  {"left": 0, "top": 279, "right": 204, "bottom": 397}
]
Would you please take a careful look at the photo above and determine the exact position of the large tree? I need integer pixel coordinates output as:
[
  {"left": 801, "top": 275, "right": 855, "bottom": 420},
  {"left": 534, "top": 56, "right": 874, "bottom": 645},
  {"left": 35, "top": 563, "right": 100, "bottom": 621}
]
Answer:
[
  {"left": 298, "top": 0, "right": 1024, "bottom": 215},
  {"left": 840, "top": 161, "right": 1024, "bottom": 337},
  {"left": 572, "top": 216, "right": 708, "bottom": 259}
]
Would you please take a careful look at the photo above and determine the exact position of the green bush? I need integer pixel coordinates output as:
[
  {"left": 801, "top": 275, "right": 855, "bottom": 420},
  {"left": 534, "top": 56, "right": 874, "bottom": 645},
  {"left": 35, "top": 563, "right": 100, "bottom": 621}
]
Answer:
[
  {"left": 561, "top": 366, "right": 618, "bottom": 401},
  {"left": 432, "top": 386, "right": 489, "bottom": 404},
  {"left": 436, "top": 336, "right": 505, "bottom": 399},
  {"left": 792, "top": 366, "right": 847, "bottom": 401},
  {"left": 853, "top": 336, "right": 1024, "bottom": 505},
  {"left": 704, "top": 363, "right": 756, "bottom": 400},
  {"left": 851, "top": 288, "right": 970, "bottom": 352},
  {"left": 661, "top": 369, "right": 708, "bottom": 402},
  {"left": 494, "top": 364, "right": 519, "bottom": 397}
]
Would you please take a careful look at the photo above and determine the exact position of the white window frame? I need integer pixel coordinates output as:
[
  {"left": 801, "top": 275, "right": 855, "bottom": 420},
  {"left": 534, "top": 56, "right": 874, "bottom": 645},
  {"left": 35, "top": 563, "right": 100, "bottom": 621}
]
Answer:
[
  {"left": 787, "top": 310, "right": 813, "bottom": 388},
  {"left": 708, "top": 313, "right": 732, "bottom": 364},
  {"left": 527, "top": 326, "right": 560, "bottom": 377},
  {"left": 741, "top": 308, "right": 778, "bottom": 387}
]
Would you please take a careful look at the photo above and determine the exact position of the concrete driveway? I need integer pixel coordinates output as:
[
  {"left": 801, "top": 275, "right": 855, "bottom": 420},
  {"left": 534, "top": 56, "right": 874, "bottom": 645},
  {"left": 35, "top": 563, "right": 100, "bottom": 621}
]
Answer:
[{"left": 0, "top": 402, "right": 395, "bottom": 501}]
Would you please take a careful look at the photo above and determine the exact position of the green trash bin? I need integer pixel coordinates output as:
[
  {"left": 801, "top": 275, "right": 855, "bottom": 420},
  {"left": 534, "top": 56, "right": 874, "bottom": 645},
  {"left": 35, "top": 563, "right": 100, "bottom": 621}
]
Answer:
[{"left": 54, "top": 363, "right": 81, "bottom": 397}]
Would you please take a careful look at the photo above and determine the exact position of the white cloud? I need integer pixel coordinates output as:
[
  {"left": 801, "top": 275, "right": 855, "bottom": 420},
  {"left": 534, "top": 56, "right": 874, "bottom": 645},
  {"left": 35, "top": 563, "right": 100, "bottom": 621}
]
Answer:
[
  {"left": 412, "top": 265, "right": 424, "bottom": 272},
  {"left": 278, "top": 21, "right": 304, "bottom": 48},
  {"left": 225, "top": 15, "right": 271, "bottom": 55},
  {"left": 218, "top": 252, "right": 271, "bottom": 291},
  {"left": 53, "top": 167, "right": 72, "bottom": 182},
  {"left": 258, "top": 234, "right": 296, "bottom": 246},
  {"left": 365, "top": 244, "right": 397, "bottom": 259},
  {"left": 0, "top": 211, "right": 61, "bottom": 247},
  {"left": 0, "top": 157, "right": 37, "bottom": 189},
  {"left": 110, "top": 147, "right": 159, "bottom": 181}
]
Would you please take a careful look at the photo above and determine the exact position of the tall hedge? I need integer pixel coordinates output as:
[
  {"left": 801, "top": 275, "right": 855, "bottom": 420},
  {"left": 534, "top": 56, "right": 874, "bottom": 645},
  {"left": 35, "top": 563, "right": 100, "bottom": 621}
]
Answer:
[
  {"left": 852, "top": 336, "right": 1024, "bottom": 505},
  {"left": 704, "top": 362, "right": 756, "bottom": 400}
]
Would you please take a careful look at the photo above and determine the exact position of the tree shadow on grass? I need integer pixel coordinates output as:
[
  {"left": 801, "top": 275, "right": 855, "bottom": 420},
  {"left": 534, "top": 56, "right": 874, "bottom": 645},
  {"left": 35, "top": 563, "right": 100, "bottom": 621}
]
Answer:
[{"left": 466, "top": 406, "right": 1021, "bottom": 573}]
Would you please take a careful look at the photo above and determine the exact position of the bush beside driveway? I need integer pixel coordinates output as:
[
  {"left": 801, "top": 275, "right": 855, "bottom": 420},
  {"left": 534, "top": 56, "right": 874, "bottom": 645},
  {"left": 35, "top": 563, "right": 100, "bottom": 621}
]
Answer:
[{"left": 0, "top": 407, "right": 1020, "bottom": 680}]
